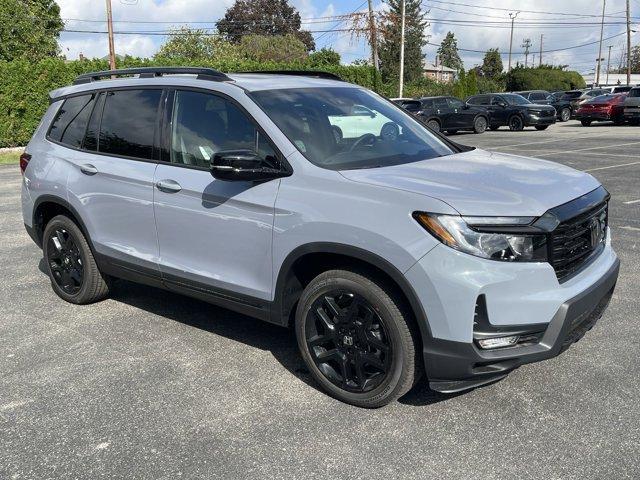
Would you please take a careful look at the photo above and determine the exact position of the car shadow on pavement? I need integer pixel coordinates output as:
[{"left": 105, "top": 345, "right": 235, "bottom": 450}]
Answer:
[{"left": 38, "top": 258, "right": 457, "bottom": 407}]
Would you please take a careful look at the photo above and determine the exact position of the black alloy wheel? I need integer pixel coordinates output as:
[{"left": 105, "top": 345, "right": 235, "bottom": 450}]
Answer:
[
  {"left": 535, "top": 125, "right": 549, "bottom": 130},
  {"left": 508, "top": 115, "right": 524, "bottom": 131},
  {"left": 426, "top": 119, "right": 440, "bottom": 132},
  {"left": 47, "top": 227, "right": 83, "bottom": 295},
  {"left": 305, "top": 291, "right": 391, "bottom": 393},
  {"left": 473, "top": 116, "right": 487, "bottom": 134},
  {"left": 581, "top": 119, "right": 592, "bottom": 126},
  {"left": 560, "top": 107, "right": 571, "bottom": 122}
]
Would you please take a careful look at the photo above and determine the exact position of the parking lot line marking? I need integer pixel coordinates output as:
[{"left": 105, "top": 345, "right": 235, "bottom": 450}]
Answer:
[
  {"left": 490, "top": 138, "right": 589, "bottom": 149},
  {"left": 574, "top": 152, "right": 640, "bottom": 158},
  {"left": 533, "top": 141, "right": 640, "bottom": 158},
  {"left": 584, "top": 161, "right": 640, "bottom": 172},
  {"left": 619, "top": 225, "right": 640, "bottom": 232},
  {"left": 623, "top": 199, "right": 640, "bottom": 205}
]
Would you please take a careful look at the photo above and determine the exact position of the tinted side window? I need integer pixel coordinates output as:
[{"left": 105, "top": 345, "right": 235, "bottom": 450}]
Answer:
[
  {"left": 421, "top": 99, "right": 434, "bottom": 109},
  {"left": 48, "top": 94, "right": 96, "bottom": 148},
  {"left": 99, "top": 89, "right": 162, "bottom": 159},
  {"left": 433, "top": 98, "right": 448, "bottom": 108},
  {"left": 531, "top": 92, "right": 547, "bottom": 101},
  {"left": 468, "top": 95, "right": 489, "bottom": 105},
  {"left": 171, "top": 90, "right": 277, "bottom": 169},
  {"left": 447, "top": 98, "right": 464, "bottom": 109}
]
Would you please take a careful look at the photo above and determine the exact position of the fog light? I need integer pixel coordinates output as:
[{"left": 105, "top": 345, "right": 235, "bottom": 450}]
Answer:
[{"left": 477, "top": 336, "right": 519, "bottom": 349}]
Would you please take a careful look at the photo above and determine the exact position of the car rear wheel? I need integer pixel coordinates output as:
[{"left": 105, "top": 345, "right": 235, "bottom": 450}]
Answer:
[
  {"left": 508, "top": 115, "right": 524, "bottom": 131},
  {"left": 43, "top": 215, "right": 110, "bottom": 304},
  {"left": 613, "top": 115, "right": 625, "bottom": 126},
  {"left": 560, "top": 107, "right": 571, "bottom": 122},
  {"left": 581, "top": 119, "right": 592, "bottom": 126},
  {"left": 535, "top": 125, "right": 549, "bottom": 131},
  {"left": 473, "top": 116, "right": 487, "bottom": 134},
  {"left": 426, "top": 119, "right": 440, "bottom": 132},
  {"left": 446, "top": 129, "right": 458, "bottom": 135},
  {"left": 295, "top": 269, "right": 420, "bottom": 408}
]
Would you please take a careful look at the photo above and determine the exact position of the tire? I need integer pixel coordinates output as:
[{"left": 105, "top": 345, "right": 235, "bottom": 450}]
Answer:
[
  {"left": 489, "top": 125, "right": 500, "bottom": 131},
  {"left": 295, "top": 269, "right": 420, "bottom": 408},
  {"left": 630, "top": 118, "right": 640, "bottom": 126},
  {"left": 473, "top": 116, "right": 488, "bottom": 134},
  {"left": 43, "top": 215, "right": 110, "bottom": 304},
  {"left": 426, "top": 119, "right": 440, "bottom": 133},
  {"left": 508, "top": 115, "right": 524, "bottom": 131},
  {"left": 581, "top": 119, "right": 592, "bottom": 127},
  {"left": 446, "top": 129, "right": 458, "bottom": 135},
  {"left": 613, "top": 116, "right": 625, "bottom": 126},
  {"left": 559, "top": 107, "right": 571, "bottom": 122},
  {"left": 534, "top": 125, "right": 549, "bottom": 131}
]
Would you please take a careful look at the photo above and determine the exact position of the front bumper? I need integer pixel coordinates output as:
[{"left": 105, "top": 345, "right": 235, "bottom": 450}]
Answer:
[
  {"left": 425, "top": 258, "right": 619, "bottom": 393},
  {"left": 524, "top": 113, "right": 556, "bottom": 126},
  {"left": 576, "top": 112, "right": 611, "bottom": 121}
]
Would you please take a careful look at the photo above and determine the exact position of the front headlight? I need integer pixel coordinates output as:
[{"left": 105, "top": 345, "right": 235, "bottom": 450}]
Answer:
[{"left": 413, "top": 212, "right": 547, "bottom": 262}]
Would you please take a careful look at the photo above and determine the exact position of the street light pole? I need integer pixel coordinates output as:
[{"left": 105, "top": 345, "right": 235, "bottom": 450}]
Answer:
[
  {"left": 105, "top": 0, "right": 116, "bottom": 70},
  {"left": 595, "top": 0, "right": 606, "bottom": 86},
  {"left": 626, "top": 0, "right": 632, "bottom": 85},
  {"left": 508, "top": 11, "right": 520, "bottom": 72},
  {"left": 398, "top": 0, "right": 406, "bottom": 97},
  {"left": 606, "top": 45, "right": 613, "bottom": 85}
]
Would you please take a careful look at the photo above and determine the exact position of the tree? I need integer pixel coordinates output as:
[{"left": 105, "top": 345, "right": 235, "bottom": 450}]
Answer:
[
  {"left": 240, "top": 34, "right": 307, "bottom": 62},
  {"left": 437, "top": 32, "right": 463, "bottom": 71},
  {"left": 0, "top": 0, "right": 63, "bottom": 61},
  {"left": 309, "top": 48, "right": 341, "bottom": 67},
  {"left": 155, "top": 28, "right": 242, "bottom": 62},
  {"left": 630, "top": 45, "right": 640, "bottom": 73},
  {"left": 378, "top": 0, "right": 428, "bottom": 83},
  {"left": 480, "top": 48, "right": 503, "bottom": 78},
  {"left": 217, "top": 0, "right": 315, "bottom": 51}
]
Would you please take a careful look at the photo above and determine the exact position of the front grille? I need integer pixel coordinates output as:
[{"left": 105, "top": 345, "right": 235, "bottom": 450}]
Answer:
[{"left": 549, "top": 201, "right": 608, "bottom": 281}]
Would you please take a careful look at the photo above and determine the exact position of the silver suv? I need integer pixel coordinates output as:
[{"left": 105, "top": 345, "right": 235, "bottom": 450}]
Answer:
[
  {"left": 21, "top": 68, "right": 619, "bottom": 407},
  {"left": 623, "top": 87, "right": 640, "bottom": 125}
]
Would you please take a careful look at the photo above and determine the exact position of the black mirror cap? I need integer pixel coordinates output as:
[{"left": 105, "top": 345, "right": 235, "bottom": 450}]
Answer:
[{"left": 210, "top": 149, "right": 289, "bottom": 182}]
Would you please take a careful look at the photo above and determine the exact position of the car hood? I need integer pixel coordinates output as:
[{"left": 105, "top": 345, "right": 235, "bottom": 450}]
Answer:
[{"left": 340, "top": 149, "right": 601, "bottom": 217}]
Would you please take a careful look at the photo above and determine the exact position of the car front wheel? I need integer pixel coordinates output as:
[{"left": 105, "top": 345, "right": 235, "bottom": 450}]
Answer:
[
  {"left": 581, "top": 119, "right": 592, "bottom": 126},
  {"left": 535, "top": 125, "right": 549, "bottom": 130},
  {"left": 295, "top": 269, "right": 420, "bottom": 408},
  {"left": 508, "top": 115, "right": 524, "bottom": 131},
  {"left": 560, "top": 107, "right": 571, "bottom": 122},
  {"left": 426, "top": 119, "right": 440, "bottom": 132},
  {"left": 473, "top": 116, "right": 487, "bottom": 133}
]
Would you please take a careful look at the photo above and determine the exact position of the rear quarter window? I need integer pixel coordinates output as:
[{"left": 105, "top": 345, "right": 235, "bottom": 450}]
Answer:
[{"left": 48, "top": 94, "right": 97, "bottom": 148}]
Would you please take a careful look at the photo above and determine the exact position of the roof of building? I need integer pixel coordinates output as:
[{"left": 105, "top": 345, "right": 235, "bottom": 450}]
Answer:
[{"left": 423, "top": 63, "right": 457, "bottom": 73}]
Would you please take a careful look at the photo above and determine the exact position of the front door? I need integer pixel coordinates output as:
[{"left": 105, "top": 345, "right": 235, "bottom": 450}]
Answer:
[{"left": 153, "top": 89, "right": 281, "bottom": 304}]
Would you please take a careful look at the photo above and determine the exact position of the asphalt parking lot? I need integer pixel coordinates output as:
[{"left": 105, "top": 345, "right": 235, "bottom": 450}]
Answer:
[{"left": 1, "top": 121, "right": 639, "bottom": 479}]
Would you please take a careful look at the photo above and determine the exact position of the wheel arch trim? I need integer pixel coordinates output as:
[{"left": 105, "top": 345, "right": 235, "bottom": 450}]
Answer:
[
  {"left": 32, "top": 194, "right": 94, "bottom": 253},
  {"left": 271, "top": 242, "right": 433, "bottom": 342}
]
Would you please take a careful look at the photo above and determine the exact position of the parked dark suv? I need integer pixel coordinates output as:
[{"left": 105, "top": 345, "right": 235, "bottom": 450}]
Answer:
[
  {"left": 466, "top": 93, "right": 556, "bottom": 131},
  {"left": 414, "top": 96, "right": 489, "bottom": 134},
  {"left": 516, "top": 90, "right": 572, "bottom": 122}
]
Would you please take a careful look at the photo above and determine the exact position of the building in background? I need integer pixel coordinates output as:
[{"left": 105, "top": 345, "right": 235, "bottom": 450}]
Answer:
[{"left": 424, "top": 59, "right": 456, "bottom": 83}]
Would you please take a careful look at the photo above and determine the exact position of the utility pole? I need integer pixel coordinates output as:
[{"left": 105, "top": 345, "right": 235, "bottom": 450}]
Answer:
[
  {"left": 398, "top": 0, "right": 406, "bottom": 97},
  {"left": 105, "top": 0, "right": 116, "bottom": 70},
  {"left": 507, "top": 11, "right": 520, "bottom": 72},
  {"left": 522, "top": 38, "right": 532, "bottom": 67},
  {"left": 367, "top": 0, "right": 379, "bottom": 71},
  {"left": 595, "top": 0, "right": 606, "bottom": 86},
  {"left": 606, "top": 45, "right": 613, "bottom": 85},
  {"left": 626, "top": 0, "right": 632, "bottom": 85},
  {"left": 539, "top": 34, "right": 543, "bottom": 66}
]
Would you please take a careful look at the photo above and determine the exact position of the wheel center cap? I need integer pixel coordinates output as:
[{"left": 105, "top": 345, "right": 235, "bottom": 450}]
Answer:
[{"left": 342, "top": 335, "right": 353, "bottom": 346}]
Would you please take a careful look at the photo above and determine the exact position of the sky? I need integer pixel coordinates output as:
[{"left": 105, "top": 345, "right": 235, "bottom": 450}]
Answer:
[{"left": 56, "top": 0, "right": 639, "bottom": 75}]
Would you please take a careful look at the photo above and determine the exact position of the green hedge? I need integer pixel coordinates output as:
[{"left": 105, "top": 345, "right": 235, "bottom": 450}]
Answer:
[
  {"left": 0, "top": 57, "right": 381, "bottom": 147},
  {"left": 505, "top": 66, "right": 586, "bottom": 92}
]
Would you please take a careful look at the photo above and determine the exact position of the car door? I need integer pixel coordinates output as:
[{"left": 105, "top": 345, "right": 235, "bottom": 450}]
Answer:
[
  {"left": 489, "top": 95, "right": 509, "bottom": 125},
  {"left": 62, "top": 88, "right": 162, "bottom": 274},
  {"left": 432, "top": 97, "right": 452, "bottom": 128},
  {"left": 152, "top": 89, "right": 281, "bottom": 303},
  {"left": 446, "top": 97, "right": 472, "bottom": 128}
]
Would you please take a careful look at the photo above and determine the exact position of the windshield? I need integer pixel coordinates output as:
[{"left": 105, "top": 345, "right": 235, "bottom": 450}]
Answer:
[
  {"left": 502, "top": 94, "right": 531, "bottom": 105},
  {"left": 561, "top": 91, "right": 583, "bottom": 100},
  {"left": 251, "top": 87, "right": 454, "bottom": 170}
]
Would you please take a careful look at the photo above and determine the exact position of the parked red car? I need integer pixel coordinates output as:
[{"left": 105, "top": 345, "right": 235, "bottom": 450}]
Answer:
[{"left": 576, "top": 93, "right": 628, "bottom": 126}]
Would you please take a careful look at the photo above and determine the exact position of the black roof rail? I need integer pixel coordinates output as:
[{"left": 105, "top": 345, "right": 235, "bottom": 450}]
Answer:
[
  {"left": 238, "top": 70, "right": 343, "bottom": 81},
  {"left": 73, "top": 67, "right": 232, "bottom": 85}
]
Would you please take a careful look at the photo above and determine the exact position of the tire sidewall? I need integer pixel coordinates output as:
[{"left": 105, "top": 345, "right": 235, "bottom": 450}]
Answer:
[
  {"left": 509, "top": 115, "right": 524, "bottom": 131},
  {"left": 561, "top": 108, "right": 571, "bottom": 122},
  {"left": 295, "top": 273, "right": 410, "bottom": 407},
  {"left": 474, "top": 116, "right": 487, "bottom": 133},
  {"left": 43, "top": 217, "right": 92, "bottom": 303},
  {"left": 427, "top": 119, "right": 440, "bottom": 132}
]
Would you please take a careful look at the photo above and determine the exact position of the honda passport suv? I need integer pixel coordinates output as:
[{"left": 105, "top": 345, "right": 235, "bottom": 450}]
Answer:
[{"left": 21, "top": 68, "right": 619, "bottom": 407}]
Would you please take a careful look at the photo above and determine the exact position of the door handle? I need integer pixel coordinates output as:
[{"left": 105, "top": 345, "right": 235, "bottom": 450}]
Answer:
[
  {"left": 80, "top": 164, "right": 98, "bottom": 176},
  {"left": 155, "top": 179, "right": 182, "bottom": 193}
]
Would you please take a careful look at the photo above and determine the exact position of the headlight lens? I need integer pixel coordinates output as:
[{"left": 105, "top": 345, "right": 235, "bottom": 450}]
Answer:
[{"left": 414, "top": 212, "right": 547, "bottom": 262}]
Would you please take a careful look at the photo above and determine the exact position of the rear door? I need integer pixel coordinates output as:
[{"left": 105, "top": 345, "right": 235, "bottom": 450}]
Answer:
[
  {"left": 432, "top": 97, "right": 453, "bottom": 128},
  {"left": 61, "top": 88, "right": 162, "bottom": 274},
  {"left": 529, "top": 91, "right": 550, "bottom": 105},
  {"left": 489, "top": 95, "right": 510, "bottom": 125},
  {"left": 446, "top": 97, "right": 473, "bottom": 128},
  {"left": 152, "top": 89, "right": 281, "bottom": 303}
]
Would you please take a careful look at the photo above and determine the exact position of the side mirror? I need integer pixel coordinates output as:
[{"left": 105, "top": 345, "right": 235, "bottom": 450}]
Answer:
[
  {"left": 462, "top": 104, "right": 470, "bottom": 110},
  {"left": 210, "top": 150, "right": 285, "bottom": 182}
]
